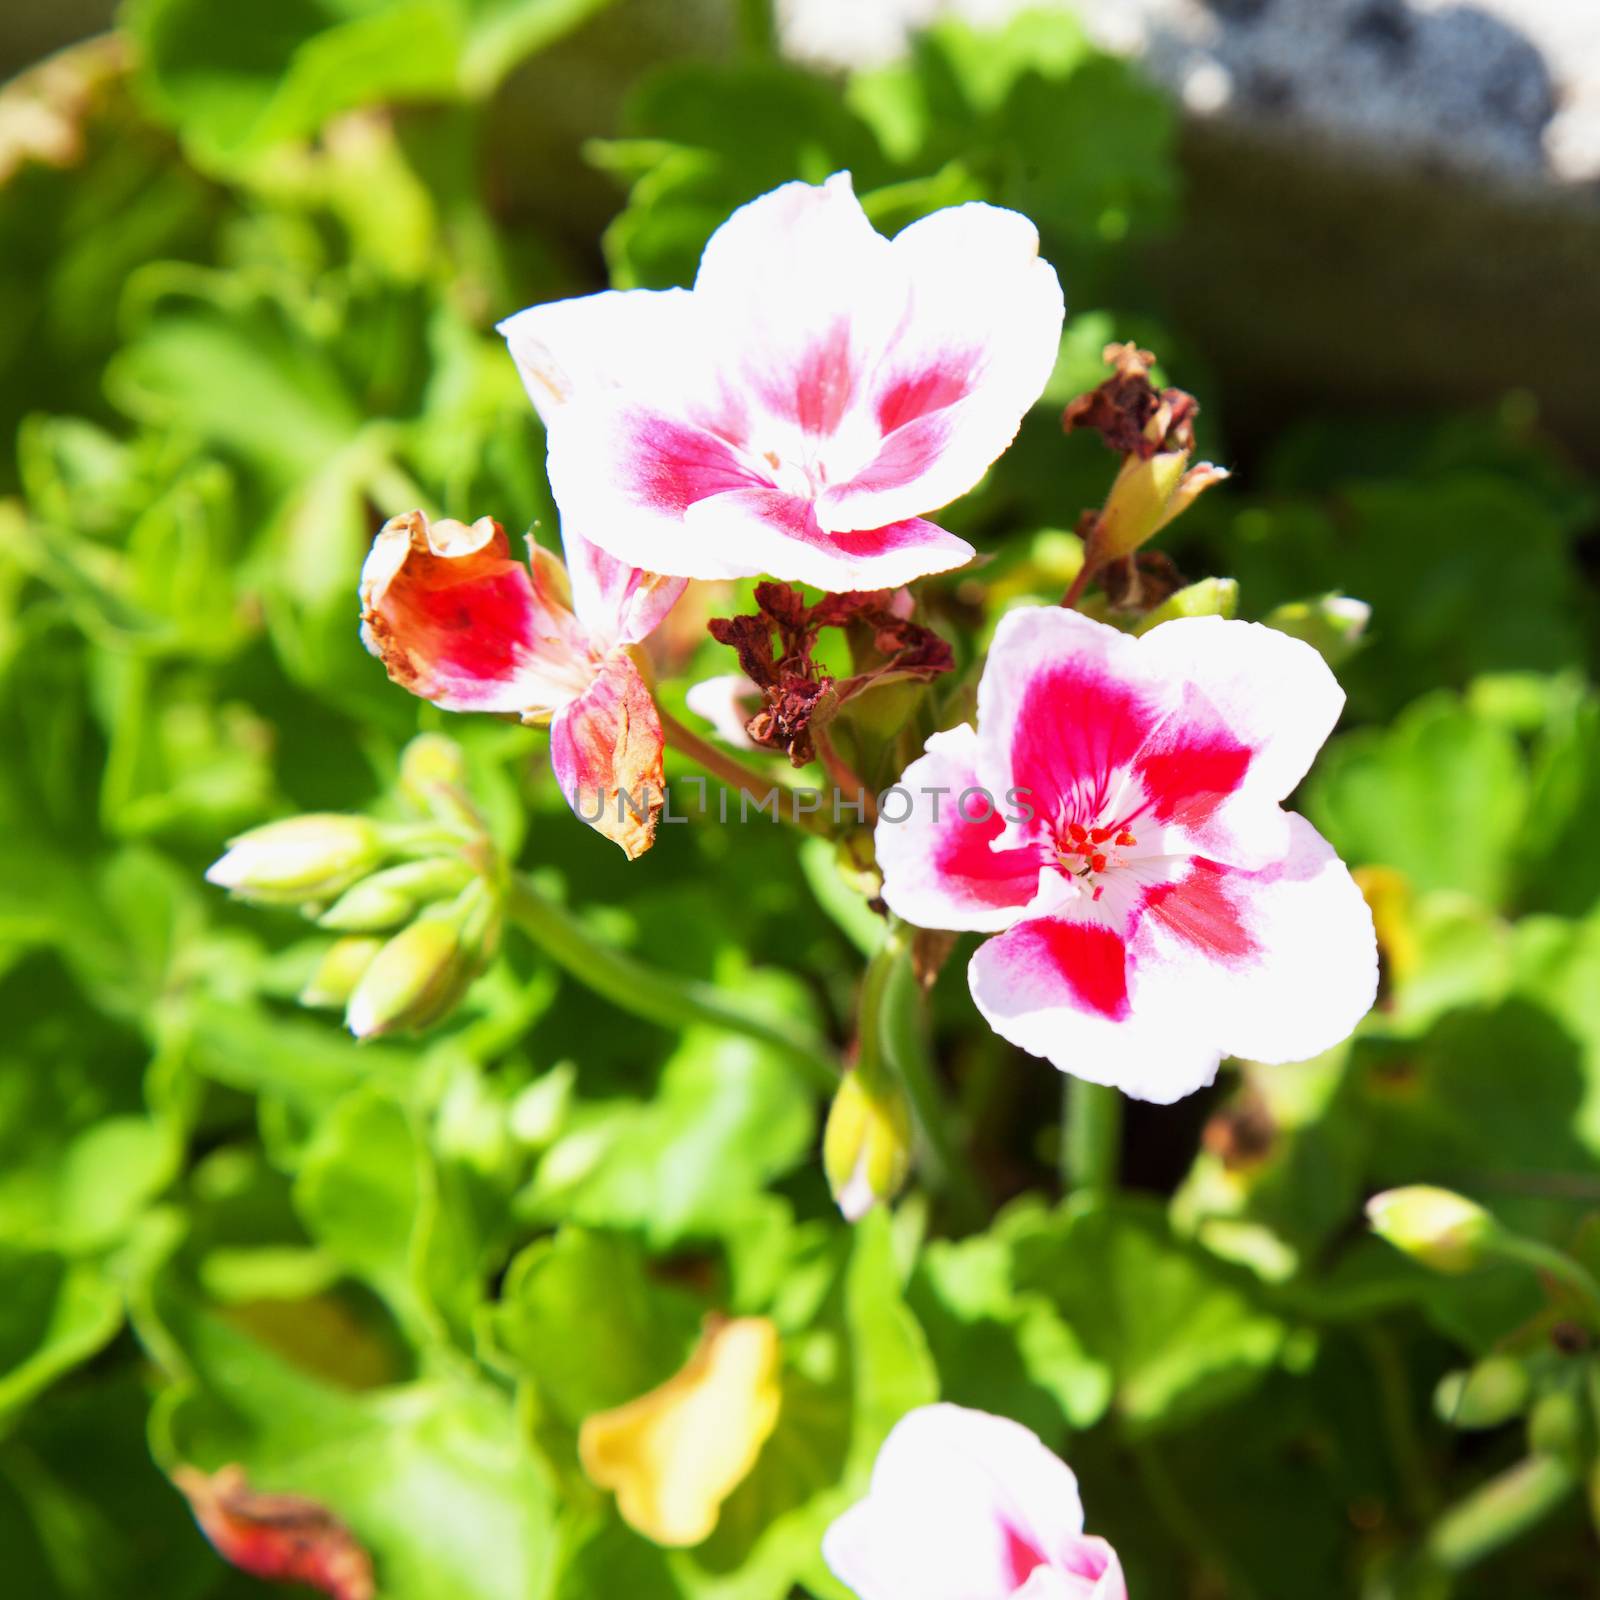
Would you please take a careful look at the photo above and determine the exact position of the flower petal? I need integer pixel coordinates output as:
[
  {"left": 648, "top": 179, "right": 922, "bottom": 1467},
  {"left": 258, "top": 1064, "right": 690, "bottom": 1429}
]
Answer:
[
  {"left": 969, "top": 816, "right": 1377, "bottom": 1100},
  {"left": 1133, "top": 615, "right": 1346, "bottom": 806},
  {"left": 817, "top": 203, "right": 1065, "bottom": 536},
  {"left": 968, "top": 911, "right": 1226, "bottom": 1104},
  {"left": 876, "top": 725, "right": 1043, "bottom": 934},
  {"left": 822, "top": 1404, "right": 1090, "bottom": 1600},
  {"left": 693, "top": 173, "right": 907, "bottom": 444},
  {"left": 1015, "top": 1543, "right": 1127, "bottom": 1600},
  {"left": 359, "top": 511, "right": 590, "bottom": 714},
  {"left": 549, "top": 651, "right": 666, "bottom": 859},
  {"left": 579, "top": 1317, "right": 782, "bottom": 1548},
  {"left": 498, "top": 286, "right": 694, "bottom": 423},
  {"left": 1131, "top": 814, "right": 1378, "bottom": 1067},
  {"left": 976, "top": 607, "right": 1172, "bottom": 840},
  {"left": 684, "top": 488, "right": 976, "bottom": 590},
  {"left": 560, "top": 524, "right": 686, "bottom": 653}
]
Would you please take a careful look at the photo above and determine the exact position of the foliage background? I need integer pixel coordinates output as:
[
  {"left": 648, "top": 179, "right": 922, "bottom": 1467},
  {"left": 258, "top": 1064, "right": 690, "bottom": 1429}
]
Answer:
[{"left": 2, "top": 2, "right": 1600, "bottom": 1596}]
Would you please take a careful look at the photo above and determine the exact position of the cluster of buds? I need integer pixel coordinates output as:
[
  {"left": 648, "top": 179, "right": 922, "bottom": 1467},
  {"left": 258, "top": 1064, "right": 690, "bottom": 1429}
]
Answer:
[{"left": 206, "top": 735, "right": 502, "bottom": 1039}]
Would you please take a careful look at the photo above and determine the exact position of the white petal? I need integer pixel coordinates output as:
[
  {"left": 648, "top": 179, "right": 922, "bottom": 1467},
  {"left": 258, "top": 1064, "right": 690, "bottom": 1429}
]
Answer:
[
  {"left": 876, "top": 726, "right": 1045, "bottom": 935},
  {"left": 1133, "top": 615, "right": 1346, "bottom": 804},
  {"left": 817, "top": 203, "right": 1065, "bottom": 535},
  {"left": 822, "top": 1404, "right": 1086, "bottom": 1600},
  {"left": 968, "top": 913, "right": 1226, "bottom": 1105},
  {"left": 497, "top": 287, "right": 694, "bottom": 424}
]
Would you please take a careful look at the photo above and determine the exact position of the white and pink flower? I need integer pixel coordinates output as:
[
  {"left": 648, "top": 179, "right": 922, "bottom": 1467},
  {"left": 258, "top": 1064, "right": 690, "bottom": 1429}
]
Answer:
[
  {"left": 875, "top": 606, "right": 1377, "bottom": 1102},
  {"left": 359, "top": 510, "right": 684, "bottom": 859},
  {"left": 824, "top": 1404, "right": 1125, "bottom": 1600},
  {"left": 499, "top": 174, "right": 1064, "bottom": 592}
]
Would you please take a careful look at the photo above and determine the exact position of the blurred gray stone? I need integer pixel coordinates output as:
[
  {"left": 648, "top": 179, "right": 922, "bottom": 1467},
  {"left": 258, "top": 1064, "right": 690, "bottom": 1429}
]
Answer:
[{"left": 782, "top": 0, "right": 1600, "bottom": 461}]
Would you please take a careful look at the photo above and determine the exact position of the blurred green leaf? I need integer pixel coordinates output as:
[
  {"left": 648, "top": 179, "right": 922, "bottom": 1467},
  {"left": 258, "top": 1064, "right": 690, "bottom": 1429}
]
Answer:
[
  {"left": 519, "top": 1026, "right": 815, "bottom": 1246},
  {"left": 1013, "top": 1196, "right": 1290, "bottom": 1435}
]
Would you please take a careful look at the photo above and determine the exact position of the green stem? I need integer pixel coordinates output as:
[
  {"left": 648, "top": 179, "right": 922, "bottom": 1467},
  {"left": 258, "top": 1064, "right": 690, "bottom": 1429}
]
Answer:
[
  {"left": 657, "top": 709, "right": 831, "bottom": 837},
  {"left": 734, "top": 0, "right": 779, "bottom": 59},
  {"left": 876, "top": 919, "right": 985, "bottom": 1229},
  {"left": 1491, "top": 1234, "right": 1600, "bottom": 1327},
  {"left": 1359, "top": 1324, "right": 1438, "bottom": 1525},
  {"left": 506, "top": 872, "right": 838, "bottom": 1090},
  {"left": 1062, "top": 1076, "right": 1122, "bottom": 1193},
  {"left": 1425, "top": 1454, "right": 1577, "bottom": 1572}
]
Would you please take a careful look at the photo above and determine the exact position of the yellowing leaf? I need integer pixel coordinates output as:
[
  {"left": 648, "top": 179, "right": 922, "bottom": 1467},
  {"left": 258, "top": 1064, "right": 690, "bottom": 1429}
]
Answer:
[{"left": 578, "top": 1316, "right": 781, "bottom": 1547}]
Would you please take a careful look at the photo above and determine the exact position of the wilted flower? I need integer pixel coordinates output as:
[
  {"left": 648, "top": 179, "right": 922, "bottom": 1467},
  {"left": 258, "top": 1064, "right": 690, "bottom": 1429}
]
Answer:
[
  {"left": 875, "top": 606, "right": 1377, "bottom": 1102},
  {"left": 824, "top": 1404, "right": 1125, "bottom": 1600},
  {"left": 360, "top": 510, "right": 684, "bottom": 858},
  {"left": 578, "top": 1316, "right": 782, "bottom": 1547},
  {"left": 499, "top": 173, "right": 1064, "bottom": 591},
  {"left": 173, "top": 1464, "right": 375, "bottom": 1600}
]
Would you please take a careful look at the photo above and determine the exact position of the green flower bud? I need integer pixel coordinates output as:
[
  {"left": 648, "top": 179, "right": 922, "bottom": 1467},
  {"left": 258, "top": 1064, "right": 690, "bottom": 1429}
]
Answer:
[
  {"left": 299, "top": 936, "right": 384, "bottom": 1009},
  {"left": 823, "top": 1068, "right": 913, "bottom": 1223},
  {"left": 398, "top": 733, "right": 482, "bottom": 832},
  {"left": 1263, "top": 594, "right": 1371, "bottom": 666},
  {"left": 344, "top": 881, "right": 498, "bottom": 1040},
  {"left": 1367, "top": 1185, "right": 1496, "bottom": 1274},
  {"left": 318, "top": 857, "right": 475, "bottom": 932},
  {"left": 206, "top": 814, "right": 385, "bottom": 908},
  {"left": 1435, "top": 1356, "right": 1531, "bottom": 1430},
  {"left": 1133, "top": 576, "right": 1239, "bottom": 633},
  {"left": 1092, "top": 450, "right": 1228, "bottom": 566}
]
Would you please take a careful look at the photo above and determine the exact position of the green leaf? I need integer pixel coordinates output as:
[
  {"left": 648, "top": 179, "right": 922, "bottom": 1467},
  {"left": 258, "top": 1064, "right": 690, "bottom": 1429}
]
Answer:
[
  {"left": 127, "top": 0, "right": 462, "bottom": 172},
  {"left": 294, "top": 1084, "right": 486, "bottom": 1348},
  {"left": 909, "top": 1206, "right": 1112, "bottom": 1438},
  {"left": 520, "top": 1026, "right": 815, "bottom": 1246},
  {"left": 1012, "top": 1196, "right": 1289, "bottom": 1435},
  {"left": 1308, "top": 691, "right": 1528, "bottom": 907},
  {"left": 592, "top": 62, "right": 890, "bottom": 289},
  {"left": 0, "top": 1247, "right": 123, "bottom": 1419},
  {"left": 142, "top": 1267, "right": 560, "bottom": 1600},
  {"left": 481, "top": 1227, "right": 703, "bottom": 1431}
]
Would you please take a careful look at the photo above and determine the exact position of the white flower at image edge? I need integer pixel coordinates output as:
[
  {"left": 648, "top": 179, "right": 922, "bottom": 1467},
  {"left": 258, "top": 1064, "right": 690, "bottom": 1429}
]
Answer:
[{"left": 824, "top": 1404, "right": 1126, "bottom": 1600}]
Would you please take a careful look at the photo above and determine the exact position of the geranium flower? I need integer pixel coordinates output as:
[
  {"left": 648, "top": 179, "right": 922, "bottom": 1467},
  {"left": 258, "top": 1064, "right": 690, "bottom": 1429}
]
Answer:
[
  {"left": 499, "top": 173, "right": 1064, "bottom": 591},
  {"left": 824, "top": 1404, "right": 1125, "bottom": 1600},
  {"left": 359, "top": 510, "right": 684, "bottom": 859},
  {"left": 875, "top": 606, "right": 1377, "bottom": 1102}
]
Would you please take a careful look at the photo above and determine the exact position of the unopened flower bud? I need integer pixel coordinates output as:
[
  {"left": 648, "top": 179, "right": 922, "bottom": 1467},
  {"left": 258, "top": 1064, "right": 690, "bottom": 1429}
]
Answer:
[
  {"left": 206, "top": 815, "right": 385, "bottom": 908},
  {"left": 398, "top": 733, "right": 481, "bottom": 831},
  {"left": 344, "top": 881, "right": 498, "bottom": 1040},
  {"left": 1367, "top": 1186, "right": 1497, "bottom": 1274},
  {"left": 1263, "top": 594, "right": 1371, "bottom": 666},
  {"left": 300, "top": 936, "right": 384, "bottom": 1009},
  {"left": 1134, "top": 576, "right": 1239, "bottom": 633},
  {"left": 1435, "top": 1356, "right": 1531, "bottom": 1430},
  {"left": 1093, "top": 450, "right": 1228, "bottom": 567},
  {"left": 318, "top": 857, "right": 475, "bottom": 932},
  {"left": 823, "top": 1068, "right": 913, "bottom": 1223}
]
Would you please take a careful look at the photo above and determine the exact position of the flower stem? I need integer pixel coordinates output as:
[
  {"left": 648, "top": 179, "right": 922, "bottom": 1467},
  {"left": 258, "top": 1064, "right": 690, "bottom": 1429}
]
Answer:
[
  {"left": 658, "top": 708, "right": 832, "bottom": 837},
  {"left": 1490, "top": 1234, "right": 1600, "bottom": 1328},
  {"left": 735, "top": 0, "right": 779, "bottom": 58},
  {"left": 814, "top": 726, "right": 879, "bottom": 822},
  {"left": 874, "top": 919, "right": 986, "bottom": 1228},
  {"left": 1062, "top": 1076, "right": 1121, "bottom": 1193},
  {"left": 506, "top": 872, "right": 839, "bottom": 1091}
]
